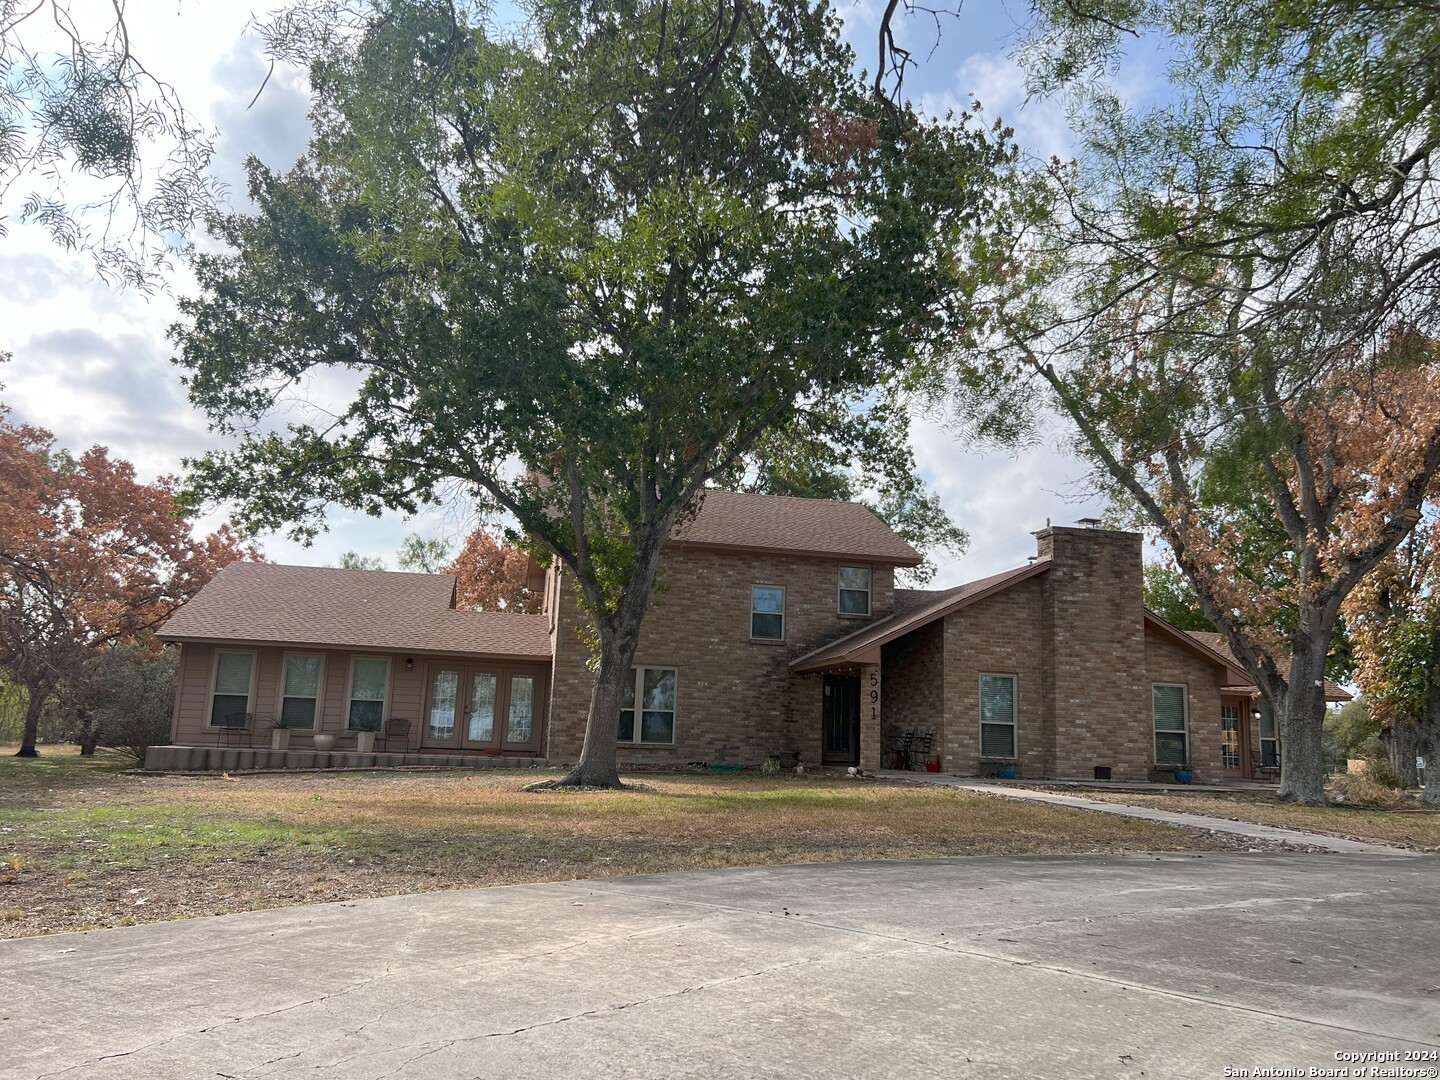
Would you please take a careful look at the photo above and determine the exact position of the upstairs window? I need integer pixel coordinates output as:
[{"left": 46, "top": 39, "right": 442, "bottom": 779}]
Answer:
[
  {"left": 751, "top": 585, "right": 785, "bottom": 640},
  {"left": 620, "top": 667, "right": 676, "bottom": 744},
  {"left": 838, "top": 565, "right": 871, "bottom": 615},
  {"left": 1153, "top": 684, "right": 1189, "bottom": 765}
]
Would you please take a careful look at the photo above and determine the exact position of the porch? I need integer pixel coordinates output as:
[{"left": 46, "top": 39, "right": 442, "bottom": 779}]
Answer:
[{"left": 143, "top": 744, "right": 548, "bottom": 772}]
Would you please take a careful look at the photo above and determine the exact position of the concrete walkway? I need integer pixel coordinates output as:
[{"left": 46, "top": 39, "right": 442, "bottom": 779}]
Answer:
[
  {"left": 4, "top": 853, "right": 1436, "bottom": 1080},
  {"left": 878, "top": 771, "right": 1422, "bottom": 855}
]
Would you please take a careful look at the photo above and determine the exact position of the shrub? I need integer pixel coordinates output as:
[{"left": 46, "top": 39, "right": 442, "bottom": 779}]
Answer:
[
  {"left": 1327, "top": 773, "right": 1417, "bottom": 810},
  {"left": 85, "top": 646, "right": 178, "bottom": 761}
]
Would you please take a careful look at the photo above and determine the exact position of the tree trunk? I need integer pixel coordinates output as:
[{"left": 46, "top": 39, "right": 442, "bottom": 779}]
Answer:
[
  {"left": 1386, "top": 722, "right": 1420, "bottom": 788},
  {"left": 547, "top": 626, "right": 643, "bottom": 788},
  {"left": 15, "top": 682, "right": 50, "bottom": 758},
  {"left": 1419, "top": 676, "right": 1440, "bottom": 807},
  {"left": 1276, "top": 629, "right": 1331, "bottom": 804}
]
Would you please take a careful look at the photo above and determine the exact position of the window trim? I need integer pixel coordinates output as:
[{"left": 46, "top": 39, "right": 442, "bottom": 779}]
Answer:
[
  {"left": 1152, "top": 682, "right": 1190, "bottom": 767},
  {"left": 278, "top": 651, "right": 326, "bottom": 730},
  {"left": 978, "top": 672, "right": 1018, "bottom": 761},
  {"left": 207, "top": 649, "right": 258, "bottom": 729},
  {"left": 346, "top": 654, "right": 392, "bottom": 731},
  {"left": 837, "top": 564, "right": 872, "bottom": 617},
  {"left": 749, "top": 584, "right": 786, "bottom": 642},
  {"left": 619, "top": 665, "right": 678, "bottom": 746}
]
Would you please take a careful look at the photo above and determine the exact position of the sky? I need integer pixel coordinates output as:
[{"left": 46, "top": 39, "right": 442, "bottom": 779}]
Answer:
[{"left": 0, "top": 0, "right": 1125, "bottom": 585}]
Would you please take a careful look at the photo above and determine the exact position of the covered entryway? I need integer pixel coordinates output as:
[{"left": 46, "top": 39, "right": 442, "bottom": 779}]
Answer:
[
  {"left": 422, "top": 662, "right": 546, "bottom": 753},
  {"left": 1220, "top": 694, "right": 1253, "bottom": 778},
  {"left": 821, "top": 673, "right": 860, "bottom": 765}
]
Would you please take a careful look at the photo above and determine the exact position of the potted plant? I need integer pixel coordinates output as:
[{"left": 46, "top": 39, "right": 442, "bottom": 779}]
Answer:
[
  {"left": 269, "top": 715, "right": 293, "bottom": 751},
  {"left": 1172, "top": 763, "right": 1195, "bottom": 784},
  {"left": 353, "top": 714, "right": 383, "bottom": 753},
  {"left": 995, "top": 763, "right": 1018, "bottom": 780},
  {"left": 312, "top": 731, "right": 337, "bottom": 752}
]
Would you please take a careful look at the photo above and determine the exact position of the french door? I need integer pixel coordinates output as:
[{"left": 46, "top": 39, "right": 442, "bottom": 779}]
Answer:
[{"left": 422, "top": 663, "right": 543, "bottom": 752}]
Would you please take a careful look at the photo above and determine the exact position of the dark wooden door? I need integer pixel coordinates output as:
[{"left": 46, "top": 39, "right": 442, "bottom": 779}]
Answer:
[{"left": 822, "top": 674, "right": 860, "bottom": 765}]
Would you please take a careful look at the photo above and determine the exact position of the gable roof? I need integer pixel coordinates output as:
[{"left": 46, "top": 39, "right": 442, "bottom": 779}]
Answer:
[
  {"left": 1184, "top": 631, "right": 1353, "bottom": 702},
  {"left": 159, "top": 562, "right": 550, "bottom": 659},
  {"left": 674, "top": 491, "right": 922, "bottom": 565},
  {"left": 790, "top": 560, "right": 1051, "bottom": 672}
]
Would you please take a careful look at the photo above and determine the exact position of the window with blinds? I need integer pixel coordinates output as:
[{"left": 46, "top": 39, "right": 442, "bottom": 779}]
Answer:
[
  {"left": 1153, "top": 684, "right": 1188, "bottom": 765},
  {"left": 980, "top": 674, "right": 1016, "bottom": 758}
]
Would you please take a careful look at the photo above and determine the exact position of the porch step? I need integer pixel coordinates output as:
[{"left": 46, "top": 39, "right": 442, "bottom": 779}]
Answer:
[{"left": 142, "top": 745, "right": 548, "bottom": 773}]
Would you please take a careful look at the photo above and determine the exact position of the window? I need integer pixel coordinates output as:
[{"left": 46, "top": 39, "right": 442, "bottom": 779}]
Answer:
[
  {"left": 348, "top": 657, "right": 390, "bottom": 730},
  {"left": 751, "top": 585, "right": 785, "bottom": 640},
  {"left": 980, "top": 674, "right": 1017, "bottom": 758},
  {"left": 279, "top": 655, "right": 322, "bottom": 729},
  {"left": 619, "top": 667, "right": 676, "bottom": 744},
  {"left": 1153, "top": 684, "right": 1188, "bottom": 765},
  {"left": 838, "top": 565, "right": 871, "bottom": 615},
  {"left": 1258, "top": 702, "right": 1279, "bottom": 768},
  {"left": 209, "top": 651, "right": 255, "bottom": 727}
]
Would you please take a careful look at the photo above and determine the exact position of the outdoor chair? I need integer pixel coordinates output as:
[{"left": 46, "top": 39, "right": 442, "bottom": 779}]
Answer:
[
  {"left": 890, "top": 729, "right": 934, "bottom": 771},
  {"left": 218, "top": 712, "right": 257, "bottom": 747},
  {"left": 1250, "top": 751, "right": 1280, "bottom": 782},
  {"left": 377, "top": 717, "right": 413, "bottom": 753}
]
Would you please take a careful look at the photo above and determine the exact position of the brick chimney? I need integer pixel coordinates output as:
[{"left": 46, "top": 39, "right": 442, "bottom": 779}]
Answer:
[{"left": 1033, "top": 525, "right": 1149, "bottom": 780}]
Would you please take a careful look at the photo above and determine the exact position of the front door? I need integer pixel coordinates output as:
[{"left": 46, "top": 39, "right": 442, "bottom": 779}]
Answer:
[
  {"left": 1221, "top": 703, "right": 1241, "bottom": 771},
  {"left": 822, "top": 674, "right": 860, "bottom": 765},
  {"left": 423, "top": 664, "right": 543, "bottom": 753}
]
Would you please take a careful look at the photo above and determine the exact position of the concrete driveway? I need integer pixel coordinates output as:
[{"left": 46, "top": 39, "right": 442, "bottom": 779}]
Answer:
[{"left": 4, "top": 852, "right": 1436, "bottom": 1080}]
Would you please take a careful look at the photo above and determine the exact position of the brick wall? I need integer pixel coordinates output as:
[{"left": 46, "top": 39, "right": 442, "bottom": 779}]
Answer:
[
  {"left": 544, "top": 550, "right": 892, "bottom": 771},
  {"left": 938, "top": 577, "right": 1048, "bottom": 776},
  {"left": 546, "top": 549, "right": 896, "bottom": 766},
  {"left": 1144, "top": 629, "right": 1227, "bottom": 781}
]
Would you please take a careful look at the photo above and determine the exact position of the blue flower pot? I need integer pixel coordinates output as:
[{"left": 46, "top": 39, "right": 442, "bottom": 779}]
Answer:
[
  {"left": 1173, "top": 768, "right": 1194, "bottom": 785},
  {"left": 996, "top": 764, "right": 1017, "bottom": 780}
]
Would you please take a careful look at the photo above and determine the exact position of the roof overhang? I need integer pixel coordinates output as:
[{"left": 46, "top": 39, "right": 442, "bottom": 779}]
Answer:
[
  {"left": 157, "top": 633, "right": 551, "bottom": 663},
  {"left": 791, "top": 561, "right": 1051, "bottom": 673}
]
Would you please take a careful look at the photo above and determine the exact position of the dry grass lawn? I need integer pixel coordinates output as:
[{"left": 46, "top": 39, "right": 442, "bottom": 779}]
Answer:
[
  {"left": 1042, "top": 787, "right": 1440, "bottom": 851},
  {"left": 2, "top": 746, "right": 1278, "bottom": 938}
]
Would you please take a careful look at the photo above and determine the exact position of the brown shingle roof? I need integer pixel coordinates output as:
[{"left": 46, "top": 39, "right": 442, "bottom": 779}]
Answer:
[
  {"left": 791, "top": 561, "right": 1051, "bottom": 672},
  {"left": 1184, "top": 631, "right": 1352, "bottom": 702},
  {"left": 159, "top": 563, "right": 550, "bottom": 659},
  {"left": 675, "top": 491, "right": 922, "bottom": 565}
]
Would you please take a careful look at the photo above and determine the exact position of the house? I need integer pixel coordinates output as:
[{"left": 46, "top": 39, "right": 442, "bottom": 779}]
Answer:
[{"left": 151, "top": 491, "right": 1344, "bottom": 781}]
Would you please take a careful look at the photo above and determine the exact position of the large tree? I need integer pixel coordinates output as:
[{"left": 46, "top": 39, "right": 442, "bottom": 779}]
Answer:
[
  {"left": 173, "top": 0, "right": 1005, "bottom": 788},
  {"left": 0, "top": 391, "right": 255, "bottom": 756},
  {"left": 1344, "top": 520, "right": 1440, "bottom": 803},
  {"left": 934, "top": 0, "right": 1440, "bottom": 804}
]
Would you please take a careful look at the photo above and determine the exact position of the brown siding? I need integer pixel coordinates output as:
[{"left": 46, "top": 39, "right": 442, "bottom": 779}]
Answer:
[
  {"left": 170, "top": 646, "right": 488, "bottom": 753},
  {"left": 547, "top": 550, "right": 898, "bottom": 766}
]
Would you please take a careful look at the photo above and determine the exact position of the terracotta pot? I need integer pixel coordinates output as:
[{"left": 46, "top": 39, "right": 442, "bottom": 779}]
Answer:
[{"left": 312, "top": 733, "right": 336, "bottom": 752}]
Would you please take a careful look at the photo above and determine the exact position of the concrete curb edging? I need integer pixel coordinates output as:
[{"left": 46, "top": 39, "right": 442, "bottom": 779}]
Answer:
[{"left": 877, "top": 771, "right": 1423, "bottom": 856}]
